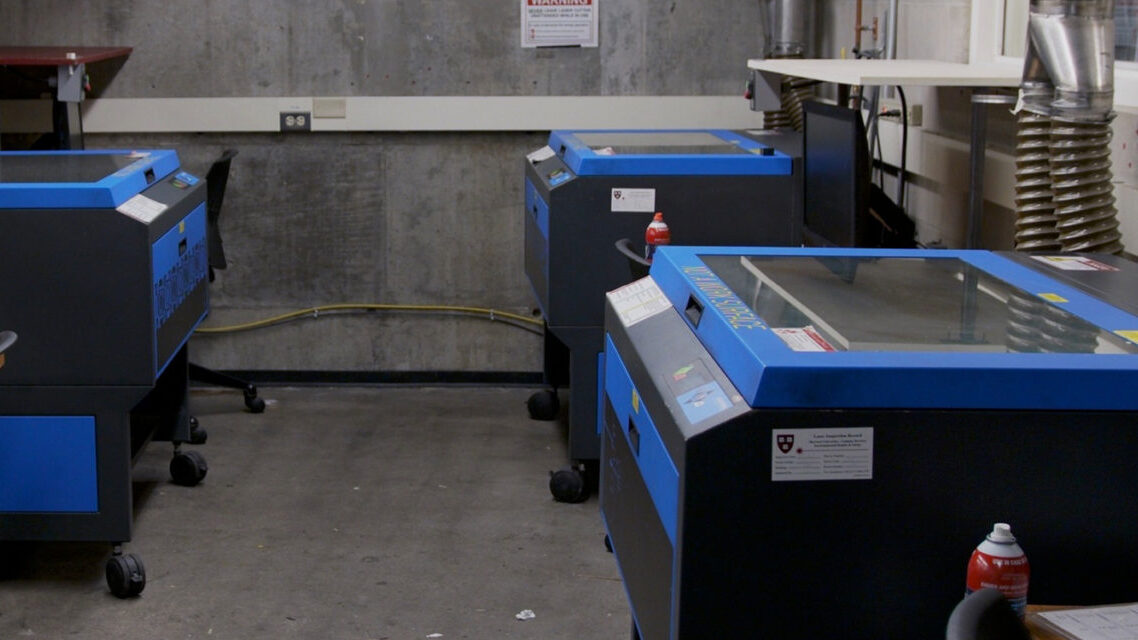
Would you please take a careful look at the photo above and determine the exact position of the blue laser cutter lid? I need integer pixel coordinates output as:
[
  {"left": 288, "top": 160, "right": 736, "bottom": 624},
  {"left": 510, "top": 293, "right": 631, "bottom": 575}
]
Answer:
[
  {"left": 645, "top": 246, "right": 1138, "bottom": 411},
  {"left": 0, "top": 149, "right": 181, "bottom": 209},
  {"left": 548, "top": 129, "right": 792, "bottom": 176}
]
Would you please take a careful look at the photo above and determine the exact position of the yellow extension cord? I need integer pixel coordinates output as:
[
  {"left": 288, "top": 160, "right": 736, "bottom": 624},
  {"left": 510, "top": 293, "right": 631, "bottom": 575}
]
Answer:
[{"left": 194, "top": 303, "right": 544, "bottom": 334}]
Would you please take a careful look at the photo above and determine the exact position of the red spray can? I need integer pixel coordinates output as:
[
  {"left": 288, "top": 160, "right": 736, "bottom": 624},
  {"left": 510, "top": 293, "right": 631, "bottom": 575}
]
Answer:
[
  {"left": 644, "top": 212, "right": 671, "bottom": 262},
  {"left": 966, "top": 523, "right": 1030, "bottom": 618}
]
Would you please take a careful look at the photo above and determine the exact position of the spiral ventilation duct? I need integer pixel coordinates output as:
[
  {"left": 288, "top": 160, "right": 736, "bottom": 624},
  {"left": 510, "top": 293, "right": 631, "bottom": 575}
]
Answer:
[
  {"left": 1015, "top": 0, "right": 1123, "bottom": 254},
  {"left": 1006, "top": 290, "right": 1099, "bottom": 353},
  {"left": 760, "top": 0, "right": 815, "bottom": 131}
]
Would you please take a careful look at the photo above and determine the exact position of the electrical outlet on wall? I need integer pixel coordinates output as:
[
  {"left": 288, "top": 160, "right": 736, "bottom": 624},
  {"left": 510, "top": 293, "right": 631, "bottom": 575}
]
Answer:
[
  {"left": 280, "top": 111, "right": 311, "bottom": 132},
  {"left": 877, "top": 101, "right": 923, "bottom": 127}
]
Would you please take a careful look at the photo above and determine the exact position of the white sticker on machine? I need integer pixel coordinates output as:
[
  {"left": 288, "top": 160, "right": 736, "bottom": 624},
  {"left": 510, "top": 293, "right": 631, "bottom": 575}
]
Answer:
[
  {"left": 771, "top": 427, "right": 873, "bottom": 482},
  {"left": 611, "top": 188, "right": 656, "bottom": 212},
  {"left": 772, "top": 326, "right": 836, "bottom": 352},
  {"left": 607, "top": 277, "right": 672, "bottom": 327},
  {"left": 116, "top": 194, "right": 168, "bottom": 223},
  {"left": 526, "top": 145, "right": 556, "bottom": 164},
  {"left": 1031, "top": 255, "right": 1119, "bottom": 272}
]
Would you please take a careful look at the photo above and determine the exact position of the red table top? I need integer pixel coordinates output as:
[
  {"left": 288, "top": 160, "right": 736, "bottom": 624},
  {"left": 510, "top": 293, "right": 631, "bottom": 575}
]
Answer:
[{"left": 0, "top": 46, "right": 132, "bottom": 66}]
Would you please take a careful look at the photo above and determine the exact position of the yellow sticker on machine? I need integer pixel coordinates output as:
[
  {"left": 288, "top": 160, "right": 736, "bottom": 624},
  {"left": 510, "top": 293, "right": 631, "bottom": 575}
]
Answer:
[
  {"left": 632, "top": 389, "right": 639, "bottom": 414},
  {"left": 1038, "top": 293, "right": 1068, "bottom": 303},
  {"left": 1115, "top": 330, "right": 1138, "bottom": 344}
]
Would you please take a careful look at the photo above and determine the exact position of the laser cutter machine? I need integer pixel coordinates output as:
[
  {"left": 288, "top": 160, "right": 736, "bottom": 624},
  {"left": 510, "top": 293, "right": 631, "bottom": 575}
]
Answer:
[
  {"left": 601, "top": 246, "right": 1138, "bottom": 639},
  {"left": 523, "top": 129, "right": 802, "bottom": 501},
  {"left": 0, "top": 149, "right": 211, "bottom": 598}
]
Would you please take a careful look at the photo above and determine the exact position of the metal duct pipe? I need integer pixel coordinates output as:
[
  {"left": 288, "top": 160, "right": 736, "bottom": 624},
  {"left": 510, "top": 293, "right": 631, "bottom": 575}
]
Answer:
[
  {"left": 1018, "top": 33, "right": 1055, "bottom": 117},
  {"left": 1028, "top": 0, "right": 1115, "bottom": 121},
  {"left": 885, "top": 0, "right": 899, "bottom": 61},
  {"left": 1014, "top": 111, "right": 1062, "bottom": 251},
  {"left": 1015, "top": 0, "right": 1122, "bottom": 254},
  {"left": 762, "top": 0, "right": 814, "bottom": 58},
  {"left": 1049, "top": 117, "right": 1122, "bottom": 252},
  {"left": 760, "top": 0, "right": 816, "bottom": 131}
]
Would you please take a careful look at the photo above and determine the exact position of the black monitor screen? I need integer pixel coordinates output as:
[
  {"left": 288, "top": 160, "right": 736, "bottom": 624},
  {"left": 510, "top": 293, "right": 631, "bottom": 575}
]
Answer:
[{"left": 802, "top": 102, "right": 870, "bottom": 247}]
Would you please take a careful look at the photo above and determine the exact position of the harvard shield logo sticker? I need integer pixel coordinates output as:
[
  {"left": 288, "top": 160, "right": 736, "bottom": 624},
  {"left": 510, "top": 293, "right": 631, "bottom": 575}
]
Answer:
[{"left": 776, "top": 434, "right": 794, "bottom": 454}]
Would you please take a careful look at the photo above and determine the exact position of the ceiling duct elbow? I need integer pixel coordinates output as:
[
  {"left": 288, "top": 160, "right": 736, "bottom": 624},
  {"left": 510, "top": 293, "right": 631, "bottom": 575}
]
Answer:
[
  {"left": 761, "top": 0, "right": 815, "bottom": 58},
  {"left": 1027, "top": 0, "right": 1115, "bottom": 121},
  {"left": 1019, "top": 37, "right": 1056, "bottom": 116}
]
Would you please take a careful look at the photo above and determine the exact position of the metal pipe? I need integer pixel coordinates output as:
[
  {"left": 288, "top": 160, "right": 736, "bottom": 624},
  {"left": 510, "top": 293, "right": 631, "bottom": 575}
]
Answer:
[
  {"left": 885, "top": 0, "right": 899, "bottom": 61},
  {"left": 760, "top": 0, "right": 816, "bottom": 131},
  {"left": 1014, "top": 110, "right": 1062, "bottom": 251},
  {"left": 1028, "top": 0, "right": 1115, "bottom": 121},
  {"left": 1018, "top": 35, "right": 1055, "bottom": 116},
  {"left": 1014, "top": 0, "right": 1122, "bottom": 255},
  {"left": 764, "top": 0, "right": 813, "bottom": 58},
  {"left": 1050, "top": 117, "right": 1123, "bottom": 253},
  {"left": 970, "top": 94, "right": 1018, "bottom": 249}
]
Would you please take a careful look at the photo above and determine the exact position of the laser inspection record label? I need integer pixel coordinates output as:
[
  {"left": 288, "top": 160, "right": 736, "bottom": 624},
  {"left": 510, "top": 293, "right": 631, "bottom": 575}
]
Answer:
[
  {"left": 606, "top": 277, "right": 671, "bottom": 327},
  {"left": 771, "top": 428, "right": 874, "bottom": 482},
  {"left": 611, "top": 188, "right": 656, "bottom": 212}
]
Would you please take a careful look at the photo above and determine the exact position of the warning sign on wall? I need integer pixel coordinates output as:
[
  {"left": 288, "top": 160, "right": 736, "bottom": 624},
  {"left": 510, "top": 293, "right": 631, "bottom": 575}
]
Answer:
[{"left": 521, "top": 0, "right": 599, "bottom": 48}]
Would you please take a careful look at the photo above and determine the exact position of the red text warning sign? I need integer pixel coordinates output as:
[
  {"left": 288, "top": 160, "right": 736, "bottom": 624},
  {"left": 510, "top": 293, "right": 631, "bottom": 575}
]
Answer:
[{"left": 522, "top": 0, "right": 598, "bottom": 48}]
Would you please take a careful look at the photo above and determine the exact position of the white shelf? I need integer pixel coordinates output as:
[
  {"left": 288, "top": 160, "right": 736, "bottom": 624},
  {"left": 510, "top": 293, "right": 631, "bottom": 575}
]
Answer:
[
  {"left": 747, "top": 58, "right": 1020, "bottom": 87},
  {"left": 0, "top": 96, "right": 765, "bottom": 133}
]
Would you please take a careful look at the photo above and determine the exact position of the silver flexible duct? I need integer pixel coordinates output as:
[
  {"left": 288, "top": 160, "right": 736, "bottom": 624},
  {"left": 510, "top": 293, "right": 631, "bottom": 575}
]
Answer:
[
  {"left": 1014, "top": 111, "right": 1062, "bottom": 250},
  {"left": 1015, "top": 0, "right": 1122, "bottom": 254},
  {"left": 1006, "top": 290, "right": 1099, "bottom": 352},
  {"left": 760, "top": 0, "right": 815, "bottom": 131}
]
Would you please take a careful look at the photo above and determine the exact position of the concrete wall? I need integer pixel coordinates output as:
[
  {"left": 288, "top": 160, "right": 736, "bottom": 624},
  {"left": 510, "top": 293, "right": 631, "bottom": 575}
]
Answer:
[
  {"left": 11, "top": 1, "right": 1134, "bottom": 375},
  {"left": 0, "top": 0, "right": 765, "bottom": 375}
]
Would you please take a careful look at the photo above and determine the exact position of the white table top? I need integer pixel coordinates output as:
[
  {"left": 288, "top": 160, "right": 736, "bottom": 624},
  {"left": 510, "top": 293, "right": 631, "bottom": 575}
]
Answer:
[{"left": 747, "top": 58, "right": 1021, "bottom": 87}]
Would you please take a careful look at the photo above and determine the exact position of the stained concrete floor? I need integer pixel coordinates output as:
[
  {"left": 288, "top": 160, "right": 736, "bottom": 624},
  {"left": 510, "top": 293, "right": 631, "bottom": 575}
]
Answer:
[{"left": 0, "top": 386, "right": 629, "bottom": 639}]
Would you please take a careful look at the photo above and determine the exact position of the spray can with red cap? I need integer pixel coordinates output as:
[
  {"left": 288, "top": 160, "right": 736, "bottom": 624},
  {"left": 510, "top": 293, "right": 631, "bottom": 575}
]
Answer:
[
  {"left": 966, "top": 523, "right": 1030, "bottom": 618},
  {"left": 644, "top": 212, "right": 671, "bottom": 262}
]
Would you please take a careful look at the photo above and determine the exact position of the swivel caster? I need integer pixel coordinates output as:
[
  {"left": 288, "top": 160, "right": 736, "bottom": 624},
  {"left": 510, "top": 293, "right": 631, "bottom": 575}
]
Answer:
[
  {"left": 188, "top": 416, "right": 207, "bottom": 445},
  {"left": 549, "top": 468, "right": 589, "bottom": 503},
  {"left": 244, "top": 385, "right": 266, "bottom": 413},
  {"left": 170, "top": 450, "right": 208, "bottom": 486},
  {"left": 527, "top": 389, "right": 559, "bottom": 421},
  {"left": 106, "top": 552, "right": 145, "bottom": 598}
]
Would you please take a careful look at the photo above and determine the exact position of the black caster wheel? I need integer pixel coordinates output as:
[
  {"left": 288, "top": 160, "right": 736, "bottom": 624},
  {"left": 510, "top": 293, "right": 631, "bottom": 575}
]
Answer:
[
  {"left": 527, "top": 389, "right": 559, "bottom": 421},
  {"left": 188, "top": 416, "right": 207, "bottom": 445},
  {"left": 106, "top": 553, "right": 146, "bottom": 598},
  {"left": 604, "top": 534, "right": 613, "bottom": 553},
  {"left": 244, "top": 385, "right": 266, "bottom": 413},
  {"left": 549, "top": 468, "right": 589, "bottom": 503},
  {"left": 170, "top": 450, "right": 208, "bottom": 486}
]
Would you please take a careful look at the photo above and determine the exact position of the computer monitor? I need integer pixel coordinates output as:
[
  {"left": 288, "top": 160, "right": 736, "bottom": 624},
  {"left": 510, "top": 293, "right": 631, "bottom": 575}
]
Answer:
[
  {"left": 802, "top": 101, "right": 916, "bottom": 249},
  {"left": 802, "top": 101, "right": 871, "bottom": 247}
]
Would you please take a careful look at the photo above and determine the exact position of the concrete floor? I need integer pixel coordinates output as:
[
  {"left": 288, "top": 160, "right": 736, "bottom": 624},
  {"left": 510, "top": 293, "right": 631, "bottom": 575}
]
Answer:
[{"left": 0, "top": 386, "right": 629, "bottom": 639}]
